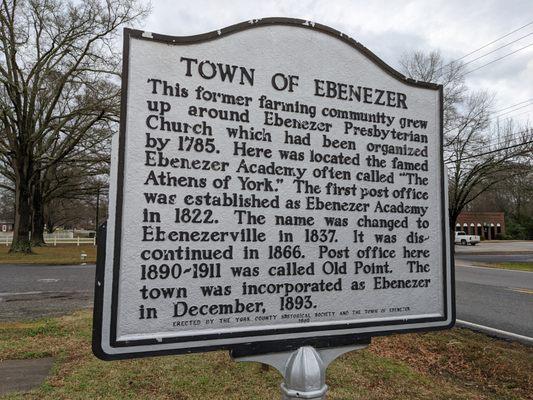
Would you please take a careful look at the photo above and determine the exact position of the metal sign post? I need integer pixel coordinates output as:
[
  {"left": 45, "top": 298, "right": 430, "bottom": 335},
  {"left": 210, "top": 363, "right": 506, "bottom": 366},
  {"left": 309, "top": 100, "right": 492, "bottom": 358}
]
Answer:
[{"left": 233, "top": 344, "right": 368, "bottom": 399}]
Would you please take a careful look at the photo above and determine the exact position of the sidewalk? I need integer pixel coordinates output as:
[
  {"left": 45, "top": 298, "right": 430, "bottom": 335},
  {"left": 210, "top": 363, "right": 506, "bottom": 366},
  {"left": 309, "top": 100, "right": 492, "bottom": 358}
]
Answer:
[{"left": 0, "top": 358, "right": 54, "bottom": 395}]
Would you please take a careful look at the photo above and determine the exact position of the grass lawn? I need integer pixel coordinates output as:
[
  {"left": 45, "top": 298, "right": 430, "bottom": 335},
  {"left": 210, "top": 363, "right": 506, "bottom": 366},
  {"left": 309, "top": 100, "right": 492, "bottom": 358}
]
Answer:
[
  {"left": 0, "top": 310, "right": 531, "bottom": 399},
  {"left": 487, "top": 262, "right": 533, "bottom": 272},
  {"left": 0, "top": 244, "right": 96, "bottom": 265},
  {"left": 472, "top": 262, "right": 533, "bottom": 272}
]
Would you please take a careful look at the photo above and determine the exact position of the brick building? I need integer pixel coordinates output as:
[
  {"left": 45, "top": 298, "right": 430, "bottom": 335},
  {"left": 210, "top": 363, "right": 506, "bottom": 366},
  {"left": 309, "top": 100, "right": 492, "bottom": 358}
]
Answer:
[
  {"left": 0, "top": 221, "right": 14, "bottom": 233},
  {"left": 456, "top": 212, "right": 505, "bottom": 240}
]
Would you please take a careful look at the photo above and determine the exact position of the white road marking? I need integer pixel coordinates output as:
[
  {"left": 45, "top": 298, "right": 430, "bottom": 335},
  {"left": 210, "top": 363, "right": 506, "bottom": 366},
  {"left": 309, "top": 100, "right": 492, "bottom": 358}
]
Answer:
[
  {"left": 0, "top": 290, "right": 90, "bottom": 296},
  {"left": 37, "top": 279, "right": 59, "bottom": 282},
  {"left": 456, "top": 319, "right": 533, "bottom": 345},
  {"left": 507, "top": 287, "right": 533, "bottom": 295},
  {"left": 0, "top": 291, "right": 45, "bottom": 296}
]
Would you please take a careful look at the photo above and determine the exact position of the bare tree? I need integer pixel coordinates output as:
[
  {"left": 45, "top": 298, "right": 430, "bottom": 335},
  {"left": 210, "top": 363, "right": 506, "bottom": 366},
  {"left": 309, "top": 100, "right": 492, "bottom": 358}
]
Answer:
[
  {"left": 0, "top": 0, "right": 148, "bottom": 252},
  {"left": 43, "top": 161, "right": 109, "bottom": 225},
  {"left": 399, "top": 51, "right": 533, "bottom": 229},
  {"left": 467, "top": 169, "right": 533, "bottom": 239},
  {"left": 45, "top": 188, "right": 108, "bottom": 233},
  {"left": 31, "top": 120, "right": 112, "bottom": 245},
  {"left": 400, "top": 50, "right": 467, "bottom": 135},
  {"left": 0, "top": 160, "right": 15, "bottom": 222},
  {"left": 0, "top": 186, "right": 14, "bottom": 221},
  {"left": 447, "top": 121, "right": 533, "bottom": 227}
]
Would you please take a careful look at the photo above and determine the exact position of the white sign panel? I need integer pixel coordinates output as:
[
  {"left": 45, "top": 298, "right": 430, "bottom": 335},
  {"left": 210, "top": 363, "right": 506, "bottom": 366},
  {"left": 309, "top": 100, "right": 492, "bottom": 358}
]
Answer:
[{"left": 93, "top": 18, "right": 453, "bottom": 360}]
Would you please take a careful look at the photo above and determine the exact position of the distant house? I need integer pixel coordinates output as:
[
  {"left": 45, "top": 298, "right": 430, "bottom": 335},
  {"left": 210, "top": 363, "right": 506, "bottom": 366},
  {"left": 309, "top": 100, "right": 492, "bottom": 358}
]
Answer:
[
  {"left": 456, "top": 212, "right": 505, "bottom": 240},
  {"left": 0, "top": 221, "right": 14, "bottom": 233}
]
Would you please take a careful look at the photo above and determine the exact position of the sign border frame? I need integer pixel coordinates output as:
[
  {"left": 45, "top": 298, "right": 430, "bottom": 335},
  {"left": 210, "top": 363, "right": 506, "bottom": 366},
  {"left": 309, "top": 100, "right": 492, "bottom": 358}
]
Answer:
[{"left": 92, "top": 17, "right": 454, "bottom": 361}]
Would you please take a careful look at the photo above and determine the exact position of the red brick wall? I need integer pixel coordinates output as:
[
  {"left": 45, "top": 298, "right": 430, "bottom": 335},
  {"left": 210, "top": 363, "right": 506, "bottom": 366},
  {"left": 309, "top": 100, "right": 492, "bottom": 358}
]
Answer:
[{"left": 456, "top": 212, "right": 505, "bottom": 240}]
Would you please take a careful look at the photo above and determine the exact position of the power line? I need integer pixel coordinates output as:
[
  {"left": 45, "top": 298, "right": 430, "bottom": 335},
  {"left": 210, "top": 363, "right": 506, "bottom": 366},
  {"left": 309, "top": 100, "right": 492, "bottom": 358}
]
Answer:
[
  {"left": 492, "top": 103, "right": 533, "bottom": 119},
  {"left": 492, "top": 109, "right": 531, "bottom": 122},
  {"left": 436, "top": 21, "right": 533, "bottom": 75},
  {"left": 446, "top": 140, "right": 533, "bottom": 163},
  {"left": 448, "top": 100, "right": 532, "bottom": 131},
  {"left": 452, "top": 139, "right": 519, "bottom": 157},
  {"left": 464, "top": 42, "right": 533, "bottom": 75},
  {"left": 453, "top": 20, "right": 533, "bottom": 63},
  {"left": 444, "top": 129, "right": 533, "bottom": 158},
  {"left": 460, "top": 31, "right": 533, "bottom": 68},
  {"left": 446, "top": 128, "right": 533, "bottom": 156},
  {"left": 485, "top": 133, "right": 524, "bottom": 146},
  {"left": 494, "top": 98, "right": 533, "bottom": 113},
  {"left": 486, "top": 129, "right": 533, "bottom": 148},
  {"left": 472, "top": 130, "right": 531, "bottom": 151}
]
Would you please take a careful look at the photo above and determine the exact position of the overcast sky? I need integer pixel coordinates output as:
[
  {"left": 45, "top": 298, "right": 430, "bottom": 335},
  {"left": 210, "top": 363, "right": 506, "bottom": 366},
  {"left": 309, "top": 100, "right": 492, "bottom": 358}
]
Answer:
[{"left": 141, "top": 0, "right": 533, "bottom": 128}]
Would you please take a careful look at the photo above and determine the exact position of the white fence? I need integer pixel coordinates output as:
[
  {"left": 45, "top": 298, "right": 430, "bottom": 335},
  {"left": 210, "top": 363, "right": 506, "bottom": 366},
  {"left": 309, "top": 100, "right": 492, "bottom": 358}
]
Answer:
[{"left": 1, "top": 234, "right": 96, "bottom": 246}]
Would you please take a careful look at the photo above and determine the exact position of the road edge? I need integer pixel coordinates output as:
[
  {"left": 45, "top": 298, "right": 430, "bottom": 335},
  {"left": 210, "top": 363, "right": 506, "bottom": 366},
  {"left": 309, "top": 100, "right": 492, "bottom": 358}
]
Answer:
[{"left": 456, "top": 319, "right": 533, "bottom": 346}]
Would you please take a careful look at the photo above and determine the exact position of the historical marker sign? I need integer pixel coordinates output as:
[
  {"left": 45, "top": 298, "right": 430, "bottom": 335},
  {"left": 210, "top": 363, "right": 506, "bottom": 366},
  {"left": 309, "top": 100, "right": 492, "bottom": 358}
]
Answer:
[{"left": 93, "top": 18, "right": 454, "bottom": 360}]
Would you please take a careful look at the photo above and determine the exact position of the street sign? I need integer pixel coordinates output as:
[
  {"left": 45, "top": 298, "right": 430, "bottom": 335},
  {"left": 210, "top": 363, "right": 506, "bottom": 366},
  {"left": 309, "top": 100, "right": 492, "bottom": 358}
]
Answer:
[{"left": 93, "top": 18, "right": 454, "bottom": 360}]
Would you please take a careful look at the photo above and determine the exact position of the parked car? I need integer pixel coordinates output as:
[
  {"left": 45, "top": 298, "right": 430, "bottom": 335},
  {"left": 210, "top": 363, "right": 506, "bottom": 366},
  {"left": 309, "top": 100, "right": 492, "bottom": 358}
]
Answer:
[{"left": 455, "top": 231, "right": 480, "bottom": 246}]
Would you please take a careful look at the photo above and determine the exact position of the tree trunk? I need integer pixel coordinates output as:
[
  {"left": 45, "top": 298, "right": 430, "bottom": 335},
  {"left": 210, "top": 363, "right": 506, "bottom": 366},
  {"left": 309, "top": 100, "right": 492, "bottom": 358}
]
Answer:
[
  {"left": 31, "top": 174, "right": 46, "bottom": 246},
  {"left": 45, "top": 213, "right": 56, "bottom": 234},
  {"left": 449, "top": 212, "right": 459, "bottom": 236},
  {"left": 10, "top": 159, "right": 33, "bottom": 253},
  {"left": 449, "top": 210, "right": 459, "bottom": 262}
]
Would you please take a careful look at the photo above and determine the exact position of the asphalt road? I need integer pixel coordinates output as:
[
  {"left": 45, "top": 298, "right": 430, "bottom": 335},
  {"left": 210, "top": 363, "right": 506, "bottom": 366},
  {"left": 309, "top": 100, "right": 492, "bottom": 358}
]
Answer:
[
  {"left": 0, "top": 264, "right": 95, "bottom": 321},
  {"left": 455, "top": 265, "right": 533, "bottom": 338},
  {"left": 0, "top": 262, "right": 531, "bottom": 342}
]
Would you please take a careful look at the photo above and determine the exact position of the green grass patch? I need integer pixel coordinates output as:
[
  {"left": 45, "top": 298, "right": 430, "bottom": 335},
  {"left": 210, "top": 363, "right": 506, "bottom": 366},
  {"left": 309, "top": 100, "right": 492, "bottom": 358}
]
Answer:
[
  {"left": 25, "top": 319, "right": 64, "bottom": 337},
  {"left": 0, "top": 244, "right": 96, "bottom": 265},
  {"left": 0, "top": 311, "right": 531, "bottom": 399},
  {"left": 471, "top": 261, "right": 533, "bottom": 272},
  {"left": 489, "top": 262, "right": 533, "bottom": 272}
]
